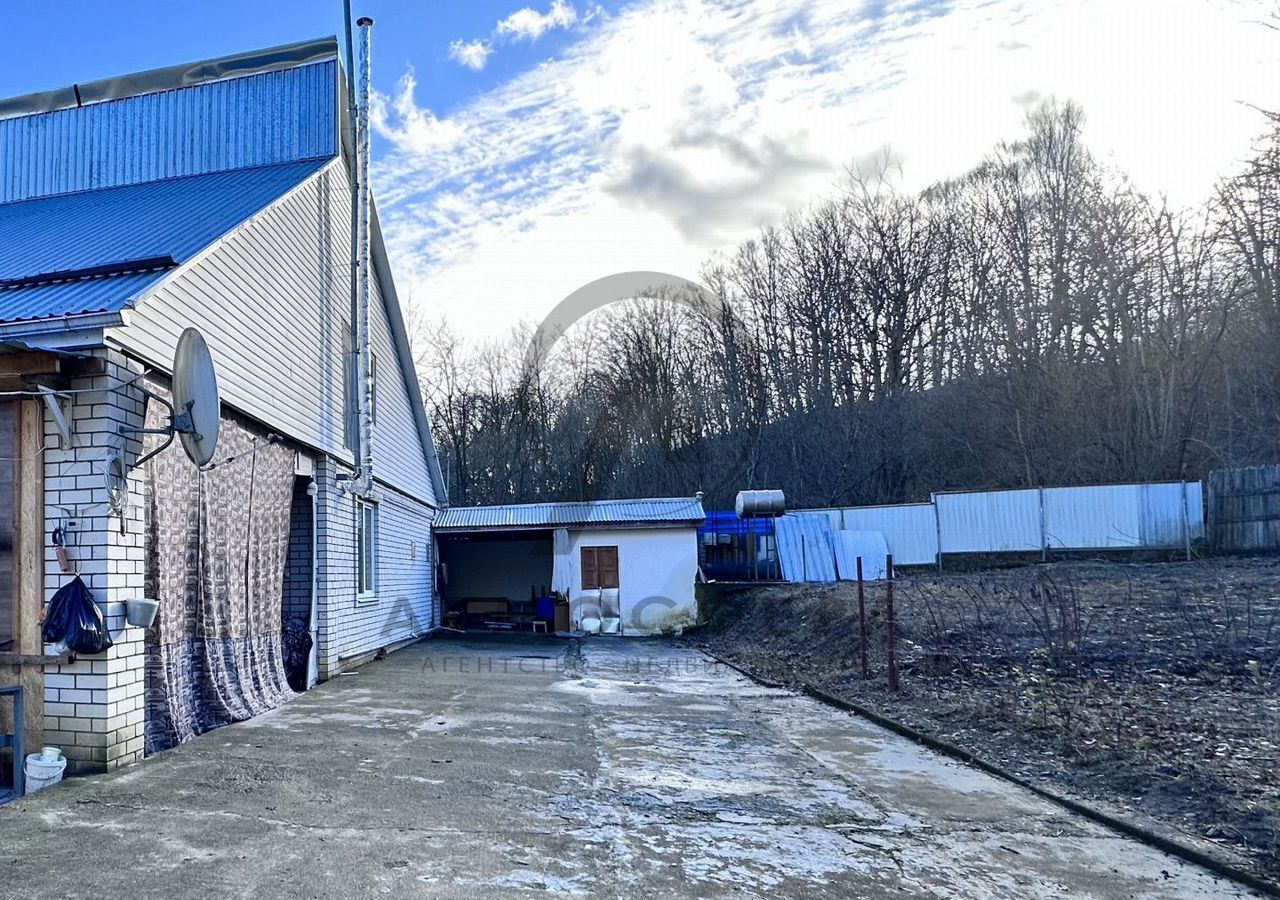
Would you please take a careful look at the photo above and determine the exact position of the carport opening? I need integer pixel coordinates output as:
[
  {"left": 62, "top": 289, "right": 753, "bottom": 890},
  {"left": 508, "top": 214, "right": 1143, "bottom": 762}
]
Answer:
[{"left": 438, "top": 530, "right": 566, "bottom": 633}]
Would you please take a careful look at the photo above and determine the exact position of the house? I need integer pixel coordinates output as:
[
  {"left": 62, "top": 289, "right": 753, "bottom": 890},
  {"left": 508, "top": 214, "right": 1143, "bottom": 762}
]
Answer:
[
  {"left": 434, "top": 497, "right": 705, "bottom": 635},
  {"left": 0, "top": 35, "right": 445, "bottom": 776}
]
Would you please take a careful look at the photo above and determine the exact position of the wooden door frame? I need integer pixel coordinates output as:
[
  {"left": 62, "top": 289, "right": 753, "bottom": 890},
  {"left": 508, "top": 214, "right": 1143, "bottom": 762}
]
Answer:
[
  {"left": 1, "top": 399, "right": 45, "bottom": 753},
  {"left": 580, "top": 545, "right": 620, "bottom": 590}
]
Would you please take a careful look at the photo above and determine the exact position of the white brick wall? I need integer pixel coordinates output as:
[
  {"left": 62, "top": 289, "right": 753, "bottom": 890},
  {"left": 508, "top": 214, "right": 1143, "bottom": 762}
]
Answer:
[
  {"left": 314, "top": 457, "right": 436, "bottom": 679},
  {"left": 41, "top": 349, "right": 148, "bottom": 774},
  {"left": 37, "top": 348, "right": 438, "bottom": 767}
]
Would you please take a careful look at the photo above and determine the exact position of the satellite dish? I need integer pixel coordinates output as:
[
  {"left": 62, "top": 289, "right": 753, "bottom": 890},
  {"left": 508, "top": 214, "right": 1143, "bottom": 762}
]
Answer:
[
  {"left": 172, "top": 328, "right": 220, "bottom": 467},
  {"left": 123, "top": 327, "right": 221, "bottom": 469}
]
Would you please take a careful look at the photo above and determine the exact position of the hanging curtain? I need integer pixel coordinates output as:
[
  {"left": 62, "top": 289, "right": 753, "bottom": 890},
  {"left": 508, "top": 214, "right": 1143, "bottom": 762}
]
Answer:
[
  {"left": 144, "top": 385, "right": 296, "bottom": 754},
  {"left": 551, "top": 527, "right": 574, "bottom": 599}
]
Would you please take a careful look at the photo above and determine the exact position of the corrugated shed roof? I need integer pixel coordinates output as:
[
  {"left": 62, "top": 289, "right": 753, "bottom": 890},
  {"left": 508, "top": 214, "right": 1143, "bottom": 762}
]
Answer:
[
  {"left": 435, "top": 497, "right": 706, "bottom": 531},
  {"left": 0, "top": 158, "right": 328, "bottom": 324}
]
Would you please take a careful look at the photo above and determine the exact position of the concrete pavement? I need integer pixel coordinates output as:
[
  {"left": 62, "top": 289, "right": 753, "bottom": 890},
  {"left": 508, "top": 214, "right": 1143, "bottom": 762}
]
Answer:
[{"left": 0, "top": 637, "right": 1260, "bottom": 898}]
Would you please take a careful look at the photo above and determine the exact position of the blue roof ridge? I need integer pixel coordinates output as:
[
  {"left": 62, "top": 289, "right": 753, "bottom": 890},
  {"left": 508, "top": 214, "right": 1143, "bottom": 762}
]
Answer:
[
  {"left": 0, "top": 155, "right": 335, "bottom": 210},
  {"left": 0, "top": 36, "right": 339, "bottom": 120}
]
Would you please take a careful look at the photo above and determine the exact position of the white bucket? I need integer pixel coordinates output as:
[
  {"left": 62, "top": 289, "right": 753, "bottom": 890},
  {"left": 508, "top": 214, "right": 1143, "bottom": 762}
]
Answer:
[
  {"left": 24, "top": 753, "right": 67, "bottom": 795},
  {"left": 125, "top": 598, "right": 159, "bottom": 628}
]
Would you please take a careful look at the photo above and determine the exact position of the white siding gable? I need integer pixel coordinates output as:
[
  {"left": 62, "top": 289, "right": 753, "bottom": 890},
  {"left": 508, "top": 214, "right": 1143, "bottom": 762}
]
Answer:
[{"left": 108, "top": 159, "right": 438, "bottom": 506}]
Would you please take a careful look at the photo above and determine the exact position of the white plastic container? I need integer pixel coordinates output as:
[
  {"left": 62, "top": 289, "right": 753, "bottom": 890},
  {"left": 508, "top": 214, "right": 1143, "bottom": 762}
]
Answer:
[{"left": 24, "top": 752, "right": 67, "bottom": 795}]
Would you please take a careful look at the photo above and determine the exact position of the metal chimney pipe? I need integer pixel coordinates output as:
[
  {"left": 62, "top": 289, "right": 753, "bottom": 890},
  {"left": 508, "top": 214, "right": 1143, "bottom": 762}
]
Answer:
[{"left": 353, "top": 15, "right": 376, "bottom": 495}]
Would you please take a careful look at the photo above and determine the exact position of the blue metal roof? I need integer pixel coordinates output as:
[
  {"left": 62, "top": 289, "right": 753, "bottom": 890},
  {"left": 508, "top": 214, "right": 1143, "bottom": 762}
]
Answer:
[
  {"left": 435, "top": 497, "right": 706, "bottom": 531},
  {"left": 0, "top": 57, "right": 337, "bottom": 203},
  {"left": 0, "top": 158, "right": 328, "bottom": 325}
]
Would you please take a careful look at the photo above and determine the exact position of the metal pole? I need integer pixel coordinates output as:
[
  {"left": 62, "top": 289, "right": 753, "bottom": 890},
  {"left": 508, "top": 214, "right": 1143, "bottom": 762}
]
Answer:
[
  {"left": 886, "top": 554, "right": 899, "bottom": 693},
  {"left": 342, "top": 0, "right": 357, "bottom": 111},
  {"left": 1038, "top": 485, "right": 1047, "bottom": 562},
  {"left": 932, "top": 494, "right": 943, "bottom": 573},
  {"left": 354, "top": 16, "right": 376, "bottom": 493},
  {"left": 857, "top": 556, "right": 869, "bottom": 680},
  {"left": 1181, "top": 479, "right": 1192, "bottom": 562}
]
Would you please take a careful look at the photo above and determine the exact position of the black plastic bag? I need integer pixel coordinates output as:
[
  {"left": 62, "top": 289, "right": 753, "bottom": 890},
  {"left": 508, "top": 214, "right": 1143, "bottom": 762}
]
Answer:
[{"left": 41, "top": 576, "right": 113, "bottom": 655}]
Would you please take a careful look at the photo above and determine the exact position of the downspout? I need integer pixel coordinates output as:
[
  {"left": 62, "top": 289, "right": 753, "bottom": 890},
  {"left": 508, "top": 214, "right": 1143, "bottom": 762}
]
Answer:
[{"left": 306, "top": 478, "right": 319, "bottom": 687}]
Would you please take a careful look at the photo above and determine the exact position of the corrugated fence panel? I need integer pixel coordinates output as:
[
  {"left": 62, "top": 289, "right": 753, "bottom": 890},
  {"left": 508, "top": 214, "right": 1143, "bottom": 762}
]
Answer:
[
  {"left": 810, "top": 481, "right": 1203, "bottom": 560},
  {"left": 1043, "top": 484, "right": 1143, "bottom": 548},
  {"left": 1138, "top": 481, "right": 1203, "bottom": 547},
  {"left": 835, "top": 503, "right": 939, "bottom": 565},
  {"left": 0, "top": 60, "right": 336, "bottom": 203},
  {"left": 833, "top": 532, "right": 889, "bottom": 581},
  {"left": 935, "top": 489, "right": 1042, "bottom": 553},
  {"left": 775, "top": 513, "right": 838, "bottom": 583}
]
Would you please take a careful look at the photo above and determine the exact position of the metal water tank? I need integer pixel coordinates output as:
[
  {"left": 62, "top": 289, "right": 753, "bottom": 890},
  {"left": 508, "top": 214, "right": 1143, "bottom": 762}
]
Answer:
[{"left": 735, "top": 489, "right": 786, "bottom": 518}]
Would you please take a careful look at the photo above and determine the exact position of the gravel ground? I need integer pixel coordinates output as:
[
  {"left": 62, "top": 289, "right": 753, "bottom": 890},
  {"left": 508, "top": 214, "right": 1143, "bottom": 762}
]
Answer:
[{"left": 691, "top": 557, "right": 1280, "bottom": 885}]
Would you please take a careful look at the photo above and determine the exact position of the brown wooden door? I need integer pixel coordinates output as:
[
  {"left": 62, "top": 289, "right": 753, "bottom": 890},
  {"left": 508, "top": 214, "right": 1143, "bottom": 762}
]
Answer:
[
  {"left": 0, "top": 400, "right": 44, "bottom": 769},
  {"left": 580, "top": 546, "right": 619, "bottom": 589}
]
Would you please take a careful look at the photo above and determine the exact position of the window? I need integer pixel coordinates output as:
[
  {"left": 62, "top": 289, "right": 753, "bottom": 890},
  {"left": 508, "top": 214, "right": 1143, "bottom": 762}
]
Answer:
[
  {"left": 356, "top": 499, "right": 378, "bottom": 600},
  {"left": 580, "top": 546, "right": 619, "bottom": 590}
]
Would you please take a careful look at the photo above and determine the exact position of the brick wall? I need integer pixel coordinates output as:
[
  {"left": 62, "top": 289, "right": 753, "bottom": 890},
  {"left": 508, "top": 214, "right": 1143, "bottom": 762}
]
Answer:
[
  {"left": 41, "top": 349, "right": 148, "bottom": 774},
  {"left": 313, "top": 457, "right": 436, "bottom": 680},
  {"left": 282, "top": 478, "right": 313, "bottom": 626},
  {"left": 38, "top": 349, "right": 438, "bottom": 767}
]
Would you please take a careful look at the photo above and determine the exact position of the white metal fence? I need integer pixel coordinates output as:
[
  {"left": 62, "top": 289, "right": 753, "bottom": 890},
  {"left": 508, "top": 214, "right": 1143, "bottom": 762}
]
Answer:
[{"left": 790, "top": 481, "right": 1203, "bottom": 574}]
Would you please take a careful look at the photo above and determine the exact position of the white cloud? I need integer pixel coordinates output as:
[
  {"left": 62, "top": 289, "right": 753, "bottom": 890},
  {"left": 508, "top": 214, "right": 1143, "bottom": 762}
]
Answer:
[
  {"left": 448, "top": 39, "right": 493, "bottom": 71},
  {"left": 497, "top": 0, "right": 579, "bottom": 42},
  {"left": 371, "top": 69, "right": 464, "bottom": 154},
  {"left": 373, "top": 0, "right": 1280, "bottom": 343}
]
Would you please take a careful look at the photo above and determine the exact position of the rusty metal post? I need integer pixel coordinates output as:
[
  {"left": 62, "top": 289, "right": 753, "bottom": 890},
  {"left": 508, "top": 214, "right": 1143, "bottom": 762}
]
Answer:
[
  {"left": 885, "top": 554, "right": 899, "bottom": 693},
  {"left": 857, "top": 556, "right": 869, "bottom": 680}
]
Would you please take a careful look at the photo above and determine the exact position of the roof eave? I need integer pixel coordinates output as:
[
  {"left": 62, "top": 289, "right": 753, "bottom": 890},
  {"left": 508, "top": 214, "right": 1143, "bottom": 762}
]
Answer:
[
  {"left": 435, "top": 519, "right": 705, "bottom": 534},
  {"left": 0, "top": 310, "right": 125, "bottom": 345}
]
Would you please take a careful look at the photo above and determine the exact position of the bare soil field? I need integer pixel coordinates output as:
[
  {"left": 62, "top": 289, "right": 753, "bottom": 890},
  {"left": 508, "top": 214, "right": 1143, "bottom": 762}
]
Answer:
[{"left": 692, "top": 557, "right": 1280, "bottom": 884}]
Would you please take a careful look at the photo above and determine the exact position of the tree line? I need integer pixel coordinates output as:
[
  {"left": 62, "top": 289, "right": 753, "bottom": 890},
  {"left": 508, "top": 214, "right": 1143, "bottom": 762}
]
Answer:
[{"left": 415, "top": 101, "right": 1280, "bottom": 511}]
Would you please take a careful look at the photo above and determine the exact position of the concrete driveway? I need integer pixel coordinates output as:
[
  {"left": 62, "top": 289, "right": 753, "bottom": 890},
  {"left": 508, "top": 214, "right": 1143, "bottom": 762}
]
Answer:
[{"left": 0, "top": 637, "right": 1259, "bottom": 899}]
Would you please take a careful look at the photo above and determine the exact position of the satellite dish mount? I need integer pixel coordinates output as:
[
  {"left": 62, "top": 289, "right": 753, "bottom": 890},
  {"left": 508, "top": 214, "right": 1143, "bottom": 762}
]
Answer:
[{"left": 121, "top": 328, "right": 220, "bottom": 469}]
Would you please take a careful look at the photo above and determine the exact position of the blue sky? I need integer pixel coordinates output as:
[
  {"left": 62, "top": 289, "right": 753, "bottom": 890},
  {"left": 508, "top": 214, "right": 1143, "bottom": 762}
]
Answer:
[
  {"left": 4, "top": 2, "right": 1280, "bottom": 343},
  {"left": 2, "top": 1, "right": 602, "bottom": 119}
]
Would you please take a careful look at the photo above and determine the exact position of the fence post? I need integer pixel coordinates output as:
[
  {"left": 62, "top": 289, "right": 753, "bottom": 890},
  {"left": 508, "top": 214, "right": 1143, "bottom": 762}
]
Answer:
[
  {"left": 857, "top": 556, "right": 869, "bottom": 680},
  {"left": 1180, "top": 479, "right": 1192, "bottom": 562},
  {"left": 1038, "top": 486, "right": 1047, "bottom": 562},
  {"left": 932, "top": 495, "right": 943, "bottom": 573},
  {"left": 885, "top": 554, "right": 899, "bottom": 693}
]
